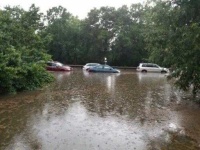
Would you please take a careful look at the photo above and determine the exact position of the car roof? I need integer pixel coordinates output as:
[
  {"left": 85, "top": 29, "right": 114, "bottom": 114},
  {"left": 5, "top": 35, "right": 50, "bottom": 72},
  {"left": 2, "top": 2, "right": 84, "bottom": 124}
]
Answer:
[
  {"left": 140, "top": 63, "right": 156, "bottom": 65},
  {"left": 47, "top": 61, "right": 60, "bottom": 63},
  {"left": 47, "top": 61, "right": 64, "bottom": 66},
  {"left": 95, "top": 64, "right": 111, "bottom": 67},
  {"left": 86, "top": 63, "right": 100, "bottom": 65}
]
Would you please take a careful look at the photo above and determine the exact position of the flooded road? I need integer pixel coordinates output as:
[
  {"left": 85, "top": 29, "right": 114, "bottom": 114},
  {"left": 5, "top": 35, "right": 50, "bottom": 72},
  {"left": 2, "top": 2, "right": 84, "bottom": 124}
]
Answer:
[{"left": 0, "top": 69, "right": 200, "bottom": 150}]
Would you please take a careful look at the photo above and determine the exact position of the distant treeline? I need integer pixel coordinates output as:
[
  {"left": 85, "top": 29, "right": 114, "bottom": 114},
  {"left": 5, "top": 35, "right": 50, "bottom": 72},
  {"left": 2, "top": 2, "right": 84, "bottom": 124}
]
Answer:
[{"left": 0, "top": 0, "right": 199, "bottom": 98}]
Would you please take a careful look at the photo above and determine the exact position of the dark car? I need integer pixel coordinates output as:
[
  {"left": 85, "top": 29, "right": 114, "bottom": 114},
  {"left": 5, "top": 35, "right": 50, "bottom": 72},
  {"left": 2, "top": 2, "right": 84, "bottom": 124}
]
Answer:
[
  {"left": 46, "top": 61, "right": 72, "bottom": 71},
  {"left": 88, "top": 64, "right": 120, "bottom": 73}
]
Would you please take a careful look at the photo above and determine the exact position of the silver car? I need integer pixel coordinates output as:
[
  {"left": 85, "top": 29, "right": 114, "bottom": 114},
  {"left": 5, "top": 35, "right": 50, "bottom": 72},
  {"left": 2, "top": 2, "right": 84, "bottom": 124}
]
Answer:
[
  {"left": 136, "top": 63, "right": 169, "bottom": 73},
  {"left": 83, "top": 63, "right": 100, "bottom": 71}
]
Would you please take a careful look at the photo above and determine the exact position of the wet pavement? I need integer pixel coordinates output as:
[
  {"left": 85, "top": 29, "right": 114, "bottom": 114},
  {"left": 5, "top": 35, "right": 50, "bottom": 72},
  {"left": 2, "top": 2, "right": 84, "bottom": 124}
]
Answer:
[{"left": 0, "top": 69, "right": 200, "bottom": 150}]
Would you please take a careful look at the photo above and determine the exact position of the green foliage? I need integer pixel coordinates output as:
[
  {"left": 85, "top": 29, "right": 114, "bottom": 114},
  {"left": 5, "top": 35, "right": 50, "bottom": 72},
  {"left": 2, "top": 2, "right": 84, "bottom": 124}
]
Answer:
[
  {"left": 2, "top": 1, "right": 199, "bottom": 98},
  {"left": 43, "top": 5, "right": 148, "bottom": 66},
  {"left": 45, "top": 6, "right": 82, "bottom": 64},
  {"left": 13, "top": 63, "right": 54, "bottom": 91},
  {"left": 0, "top": 6, "right": 54, "bottom": 94},
  {"left": 143, "top": 0, "right": 200, "bottom": 97},
  {"left": 78, "top": 5, "right": 147, "bottom": 66},
  {"left": 110, "top": 4, "right": 147, "bottom": 66}
]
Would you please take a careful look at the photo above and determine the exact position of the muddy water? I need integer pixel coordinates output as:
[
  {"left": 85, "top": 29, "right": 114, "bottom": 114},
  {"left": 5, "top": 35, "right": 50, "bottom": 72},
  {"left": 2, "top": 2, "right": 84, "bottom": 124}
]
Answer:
[{"left": 0, "top": 69, "right": 200, "bottom": 150}]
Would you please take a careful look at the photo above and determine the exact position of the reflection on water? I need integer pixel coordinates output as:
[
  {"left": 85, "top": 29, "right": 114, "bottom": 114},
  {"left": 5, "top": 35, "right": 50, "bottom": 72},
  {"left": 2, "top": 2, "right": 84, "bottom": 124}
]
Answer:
[
  {"left": 0, "top": 70, "right": 200, "bottom": 150},
  {"left": 83, "top": 71, "right": 119, "bottom": 94},
  {"left": 5, "top": 102, "right": 147, "bottom": 150},
  {"left": 137, "top": 72, "right": 167, "bottom": 82}
]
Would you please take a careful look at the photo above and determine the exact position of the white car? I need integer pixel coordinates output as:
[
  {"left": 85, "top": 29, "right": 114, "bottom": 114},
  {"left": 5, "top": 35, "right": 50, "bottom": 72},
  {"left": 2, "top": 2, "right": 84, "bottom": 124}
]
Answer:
[
  {"left": 136, "top": 63, "right": 169, "bottom": 73},
  {"left": 83, "top": 63, "right": 100, "bottom": 71}
]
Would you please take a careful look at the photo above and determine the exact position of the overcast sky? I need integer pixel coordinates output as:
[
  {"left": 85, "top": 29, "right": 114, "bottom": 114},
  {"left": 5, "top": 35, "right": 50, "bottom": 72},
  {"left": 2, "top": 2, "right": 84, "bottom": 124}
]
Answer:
[{"left": 0, "top": 0, "right": 145, "bottom": 19}]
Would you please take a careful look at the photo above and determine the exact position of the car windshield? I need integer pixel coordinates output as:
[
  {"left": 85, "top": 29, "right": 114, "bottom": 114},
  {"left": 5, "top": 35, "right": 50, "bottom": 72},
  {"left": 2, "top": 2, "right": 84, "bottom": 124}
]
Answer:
[
  {"left": 95, "top": 65, "right": 103, "bottom": 69},
  {"left": 153, "top": 64, "right": 160, "bottom": 68},
  {"left": 104, "top": 65, "right": 112, "bottom": 69},
  {"left": 55, "top": 62, "right": 63, "bottom": 66}
]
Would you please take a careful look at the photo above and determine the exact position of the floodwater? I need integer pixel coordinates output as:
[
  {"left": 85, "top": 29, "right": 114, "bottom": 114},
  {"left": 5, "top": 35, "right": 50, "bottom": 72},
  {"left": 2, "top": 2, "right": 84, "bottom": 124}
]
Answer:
[{"left": 0, "top": 69, "right": 200, "bottom": 150}]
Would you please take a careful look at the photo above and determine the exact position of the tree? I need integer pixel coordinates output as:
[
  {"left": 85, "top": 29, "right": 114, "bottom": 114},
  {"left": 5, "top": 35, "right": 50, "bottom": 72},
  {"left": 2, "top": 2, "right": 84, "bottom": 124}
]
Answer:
[
  {"left": 82, "top": 5, "right": 147, "bottom": 66},
  {"left": 45, "top": 6, "right": 83, "bottom": 64},
  {"left": 169, "top": 0, "right": 200, "bottom": 96},
  {"left": 110, "top": 4, "right": 147, "bottom": 66},
  {"left": 0, "top": 5, "right": 53, "bottom": 94},
  {"left": 143, "top": 0, "right": 200, "bottom": 98},
  {"left": 82, "top": 7, "right": 117, "bottom": 63}
]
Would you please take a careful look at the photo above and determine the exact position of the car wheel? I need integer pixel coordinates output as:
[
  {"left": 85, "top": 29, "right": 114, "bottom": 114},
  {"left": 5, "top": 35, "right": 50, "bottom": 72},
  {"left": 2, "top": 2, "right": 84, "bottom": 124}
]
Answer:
[{"left": 141, "top": 70, "right": 147, "bottom": 73}]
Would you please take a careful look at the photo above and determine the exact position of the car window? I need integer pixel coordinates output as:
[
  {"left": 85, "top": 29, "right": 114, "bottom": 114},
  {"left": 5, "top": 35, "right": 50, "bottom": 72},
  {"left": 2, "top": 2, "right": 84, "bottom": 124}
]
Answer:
[
  {"left": 47, "top": 62, "right": 52, "bottom": 66},
  {"left": 142, "top": 64, "right": 146, "bottom": 67},
  {"left": 52, "top": 63, "right": 57, "bottom": 66},
  {"left": 96, "top": 65, "right": 103, "bottom": 69},
  {"left": 104, "top": 66, "right": 112, "bottom": 69},
  {"left": 55, "top": 62, "right": 63, "bottom": 66},
  {"left": 153, "top": 64, "right": 159, "bottom": 68},
  {"left": 142, "top": 64, "right": 149, "bottom": 67},
  {"left": 145, "top": 64, "right": 152, "bottom": 67},
  {"left": 140, "top": 63, "right": 161, "bottom": 68},
  {"left": 104, "top": 66, "right": 109, "bottom": 69}
]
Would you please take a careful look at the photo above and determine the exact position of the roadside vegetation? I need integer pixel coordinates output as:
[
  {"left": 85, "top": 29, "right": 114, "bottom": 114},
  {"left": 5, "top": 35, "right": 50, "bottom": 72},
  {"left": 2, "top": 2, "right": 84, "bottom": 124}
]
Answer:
[{"left": 0, "top": 0, "right": 199, "bottom": 99}]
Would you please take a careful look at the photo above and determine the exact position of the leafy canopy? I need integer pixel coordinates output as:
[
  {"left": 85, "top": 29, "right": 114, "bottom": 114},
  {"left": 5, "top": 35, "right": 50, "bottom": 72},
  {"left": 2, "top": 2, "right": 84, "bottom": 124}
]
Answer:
[{"left": 0, "top": 5, "right": 54, "bottom": 94}]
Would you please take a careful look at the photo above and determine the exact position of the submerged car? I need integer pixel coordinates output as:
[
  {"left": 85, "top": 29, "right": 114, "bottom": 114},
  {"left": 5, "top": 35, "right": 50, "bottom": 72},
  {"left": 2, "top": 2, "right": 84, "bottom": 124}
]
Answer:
[
  {"left": 46, "top": 61, "right": 72, "bottom": 71},
  {"left": 83, "top": 63, "right": 100, "bottom": 71},
  {"left": 88, "top": 64, "right": 120, "bottom": 73},
  {"left": 136, "top": 63, "right": 169, "bottom": 73}
]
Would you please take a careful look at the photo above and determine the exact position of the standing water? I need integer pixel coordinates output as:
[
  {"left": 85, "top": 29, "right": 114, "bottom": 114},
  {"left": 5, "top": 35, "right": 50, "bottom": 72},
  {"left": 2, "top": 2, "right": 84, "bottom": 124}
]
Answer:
[{"left": 0, "top": 69, "right": 200, "bottom": 150}]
